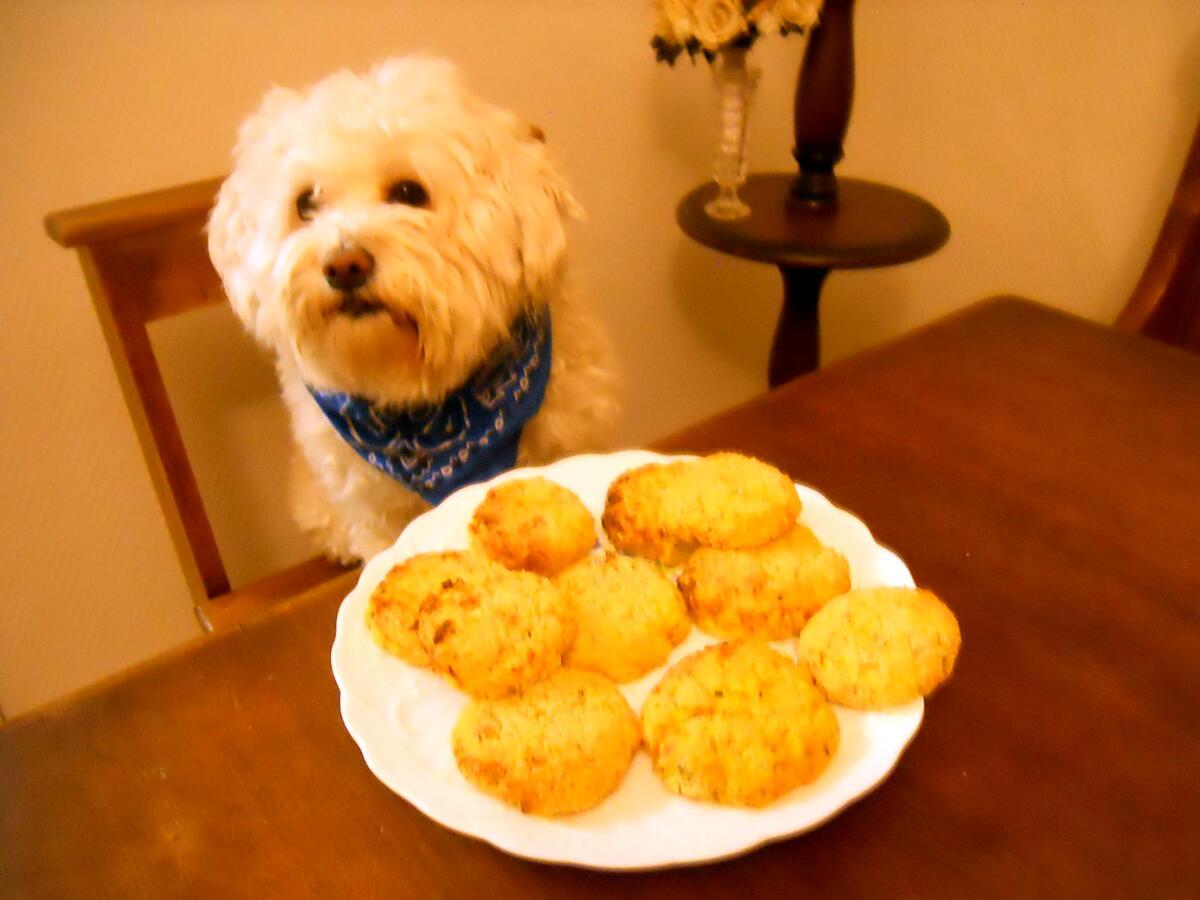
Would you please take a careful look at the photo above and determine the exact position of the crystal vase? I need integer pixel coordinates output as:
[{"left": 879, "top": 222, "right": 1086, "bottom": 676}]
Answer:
[{"left": 706, "top": 45, "right": 761, "bottom": 220}]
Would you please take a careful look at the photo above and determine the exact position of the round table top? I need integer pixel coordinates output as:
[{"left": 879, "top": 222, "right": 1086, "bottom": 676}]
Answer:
[{"left": 677, "top": 174, "right": 950, "bottom": 269}]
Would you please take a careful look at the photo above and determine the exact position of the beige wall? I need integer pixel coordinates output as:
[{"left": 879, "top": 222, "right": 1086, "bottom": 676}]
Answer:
[{"left": 2, "top": 1, "right": 1196, "bottom": 717}]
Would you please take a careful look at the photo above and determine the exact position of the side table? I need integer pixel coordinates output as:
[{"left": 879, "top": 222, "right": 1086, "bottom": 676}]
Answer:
[{"left": 677, "top": 174, "right": 950, "bottom": 387}]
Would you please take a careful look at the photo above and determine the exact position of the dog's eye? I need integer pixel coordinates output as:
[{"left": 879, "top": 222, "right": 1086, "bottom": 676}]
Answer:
[
  {"left": 386, "top": 180, "right": 430, "bottom": 208},
  {"left": 296, "top": 188, "right": 318, "bottom": 222}
]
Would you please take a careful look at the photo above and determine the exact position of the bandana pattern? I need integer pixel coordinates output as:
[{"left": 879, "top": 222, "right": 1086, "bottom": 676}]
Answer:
[{"left": 306, "top": 310, "right": 551, "bottom": 504}]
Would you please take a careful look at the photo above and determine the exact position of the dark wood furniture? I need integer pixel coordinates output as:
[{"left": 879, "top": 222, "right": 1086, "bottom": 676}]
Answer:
[
  {"left": 4, "top": 298, "right": 1198, "bottom": 897},
  {"left": 678, "top": 175, "right": 949, "bottom": 385},
  {"left": 1115, "top": 117, "right": 1200, "bottom": 354},
  {"left": 790, "top": 0, "right": 854, "bottom": 207},
  {"left": 44, "top": 182, "right": 357, "bottom": 632},
  {"left": 678, "top": 0, "right": 949, "bottom": 386}
]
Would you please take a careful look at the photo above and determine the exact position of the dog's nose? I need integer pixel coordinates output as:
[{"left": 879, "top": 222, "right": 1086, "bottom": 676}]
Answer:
[{"left": 323, "top": 245, "right": 375, "bottom": 292}]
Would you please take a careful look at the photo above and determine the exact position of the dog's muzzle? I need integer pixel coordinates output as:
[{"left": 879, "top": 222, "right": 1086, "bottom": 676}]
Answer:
[
  {"left": 323, "top": 244, "right": 375, "bottom": 293},
  {"left": 320, "top": 243, "right": 414, "bottom": 329}
]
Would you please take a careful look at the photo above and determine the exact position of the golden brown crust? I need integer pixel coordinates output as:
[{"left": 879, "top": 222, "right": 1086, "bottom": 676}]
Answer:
[
  {"left": 452, "top": 669, "right": 640, "bottom": 816},
  {"left": 797, "top": 587, "right": 962, "bottom": 709},
  {"left": 641, "top": 641, "right": 839, "bottom": 807},
  {"left": 416, "top": 566, "right": 576, "bottom": 699},
  {"left": 365, "top": 551, "right": 493, "bottom": 665},
  {"left": 602, "top": 453, "right": 801, "bottom": 565},
  {"left": 556, "top": 553, "right": 691, "bottom": 683},
  {"left": 469, "top": 477, "right": 596, "bottom": 576},
  {"left": 679, "top": 524, "right": 851, "bottom": 640},
  {"left": 601, "top": 462, "right": 692, "bottom": 564}
]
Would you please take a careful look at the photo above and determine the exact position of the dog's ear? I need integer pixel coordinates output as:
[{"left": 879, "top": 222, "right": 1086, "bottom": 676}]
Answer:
[
  {"left": 508, "top": 127, "right": 585, "bottom": 302},
  {"left": 207, "top": 87, "right": 299, "bottom": 348}
]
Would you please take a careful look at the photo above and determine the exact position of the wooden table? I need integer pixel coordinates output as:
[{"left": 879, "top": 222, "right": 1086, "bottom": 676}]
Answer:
[{"left": 4, "top": 298, "right": 1198, "bottom": 898}]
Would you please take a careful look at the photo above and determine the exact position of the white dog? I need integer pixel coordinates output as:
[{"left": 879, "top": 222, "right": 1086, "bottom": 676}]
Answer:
[{"left": 208, "top": 57, "right": 618, "bottom": 563}]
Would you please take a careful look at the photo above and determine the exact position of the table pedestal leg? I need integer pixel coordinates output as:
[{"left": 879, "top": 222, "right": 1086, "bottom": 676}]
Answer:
[{"left": 769, "top": 266, "right": 828, "bottom": 387}]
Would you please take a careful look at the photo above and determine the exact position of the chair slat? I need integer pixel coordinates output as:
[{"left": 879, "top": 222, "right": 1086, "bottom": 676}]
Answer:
[
  {"left": 94, "top": 219, "right": 228, "bottom": 323},
  {"left": 45, "top": 177, "right": 225, "bottom": 249},
  {"left": 77, "top": 244, "right": 232, "bottom": 603}
]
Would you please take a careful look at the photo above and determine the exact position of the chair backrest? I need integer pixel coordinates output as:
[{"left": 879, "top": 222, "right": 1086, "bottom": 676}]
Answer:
[
  {"left": 1115, "top": 118, "right": 1200, "bottom": 354},
  {"left": 46, "top": 178, "right": 234, "bottom": 606}
]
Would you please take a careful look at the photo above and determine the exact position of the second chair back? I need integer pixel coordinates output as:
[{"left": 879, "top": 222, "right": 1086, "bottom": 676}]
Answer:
[{"left": 1115, "top": 119, "right": 1200, "bottom": 354}]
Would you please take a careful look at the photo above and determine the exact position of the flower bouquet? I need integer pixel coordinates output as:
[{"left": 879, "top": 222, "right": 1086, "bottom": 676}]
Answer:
[{"left": 651, "top": 0, "right": 821, "bottom": 65}]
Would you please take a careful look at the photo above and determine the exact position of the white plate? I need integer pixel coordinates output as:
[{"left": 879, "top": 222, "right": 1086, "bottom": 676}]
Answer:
[{"left": 331, "top": 450, "right": 923, "bottom": 870}]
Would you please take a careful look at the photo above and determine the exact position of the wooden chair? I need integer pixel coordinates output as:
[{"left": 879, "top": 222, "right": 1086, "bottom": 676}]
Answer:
[
  {"left": 1114, "top": 117, "right": 1200, "bottom": 353},
  {"left": 45, "top": 179, "right": 359, "bottom": 633}
]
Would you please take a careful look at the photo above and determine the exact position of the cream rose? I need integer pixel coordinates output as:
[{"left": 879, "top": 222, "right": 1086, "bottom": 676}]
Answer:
[
  {"left": 749, "top": 6, "right": 782, "bottom": 37},
  {"left": 655, "top": 0, "right": 697, "bottom": 45},
  {"left": 774, "top": 0, "right": 821, "bottom": 30},
  {"left": 691, "top": 0, "right": 748, "bottom": 51}
]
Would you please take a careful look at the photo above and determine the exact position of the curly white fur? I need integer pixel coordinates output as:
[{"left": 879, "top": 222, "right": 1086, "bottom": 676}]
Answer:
[{"left": 208, "top": 57, "right": 619, "bottom": 562}]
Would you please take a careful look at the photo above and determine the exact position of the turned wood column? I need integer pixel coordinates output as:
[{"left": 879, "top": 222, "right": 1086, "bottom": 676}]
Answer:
[
  {"left": 770, "top": 266, "right": 827, "bottom": 386},
  {"left": 791, "top": 0, "right": 855, "bottom": 209}
]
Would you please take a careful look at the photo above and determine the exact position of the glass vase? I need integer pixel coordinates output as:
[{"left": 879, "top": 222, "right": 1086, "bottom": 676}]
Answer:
[{"left": 706, "top": 45, "right": 761, "bottom": 220}]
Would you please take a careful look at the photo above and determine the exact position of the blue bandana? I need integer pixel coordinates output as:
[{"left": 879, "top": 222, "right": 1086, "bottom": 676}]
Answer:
[{"left": 306, "top": 310, "right": 552, "bottom": 504}]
